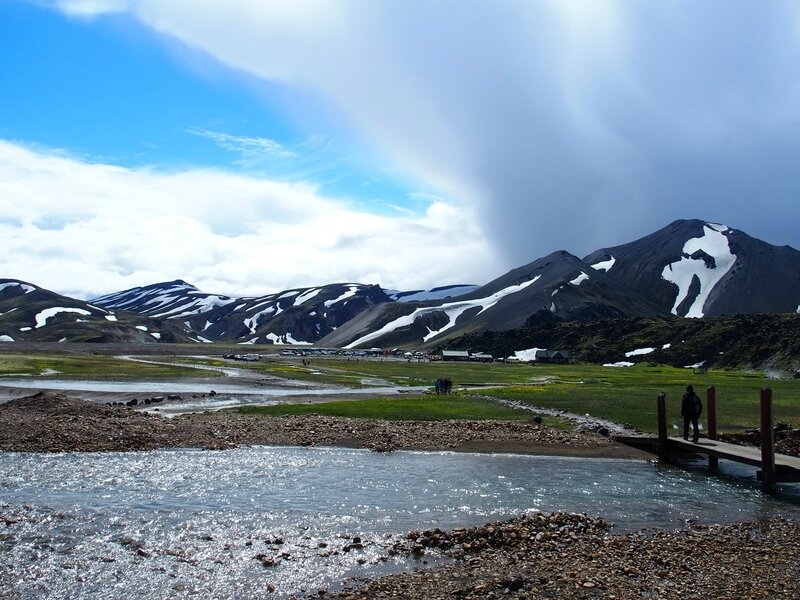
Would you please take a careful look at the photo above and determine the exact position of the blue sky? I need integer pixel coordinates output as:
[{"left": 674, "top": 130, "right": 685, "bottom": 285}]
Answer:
[
  {"left": 0, "top": 0, "right": 417, "bottom": 208},
  {"left": 2, "top": 1, "right": 800, "bottom": 299}
]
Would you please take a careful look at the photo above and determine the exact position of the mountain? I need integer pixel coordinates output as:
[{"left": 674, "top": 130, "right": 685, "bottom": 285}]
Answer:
[
  {"left": 450, "top": 313, "right": 800, "bottom": 372},
  {"left": 0, "top": 279, "right": 193, "bottom": 343},
  {"left": 91, "top": 280, "right": 392, "bottom": 345},
  {"left": 319, "top": 251, "right": 664, "bottom": 349},
  {"left": 583, "top": 219, "right": 800, "bottom": 318},
  {"left": 4, "top": 218, "right": 798, "bottom": 350}
]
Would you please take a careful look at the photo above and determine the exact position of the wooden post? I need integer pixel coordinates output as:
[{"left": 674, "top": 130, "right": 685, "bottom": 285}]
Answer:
[
  {"left": 760, "top": 388, "right": 776, "bottom": 493},
  {"left": 707, "top": 386, "right": 718, "bottom": 471},
  {"left": 657, "top": 392, "right": 667, "bottom": 459}
]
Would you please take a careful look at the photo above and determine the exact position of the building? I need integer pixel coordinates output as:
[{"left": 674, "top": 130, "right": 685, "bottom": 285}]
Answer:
[
  {"left": 534, "top": 349, "right": 570, "bottom": 364},
  {"left": 441, "top": 350, "right": 470, "bottom": 362}
]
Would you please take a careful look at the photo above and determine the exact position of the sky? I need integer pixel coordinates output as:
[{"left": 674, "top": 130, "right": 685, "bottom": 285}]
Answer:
[{"left": 2, "top": 1, "right": 800, "bottom": 300}]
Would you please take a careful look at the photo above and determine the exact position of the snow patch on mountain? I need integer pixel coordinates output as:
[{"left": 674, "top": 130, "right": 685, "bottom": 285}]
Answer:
[
  {"left": 591, "top": 256, "right": 616, "bottom": 272},
  {"left": 604, "top": 361, "right": 635, "bottom": 367},
  {"left": 0, "top": 282, "right": 35, "bottom": 294},
  {"left": 389, "top": 285, "right": 479, "bottom": 302},
  {"left": 569, "top": 272, "right": 589, "bottom": 286},
  {"left": 105, "top": 315, "right": 117, "bottom": 322},
  {"left": 151, "top": 295, "right": 236, "bottom": 319},
  {"left": 0, "top": 335, "right": 14, "bottom": 342},
  {"left": 346, "top": 276, "right": 541, "bottom": 348},
  {"left": 294, "top": 288, "right": 321, "bottom": 306},
  {"left": 513, "top": 347, "right": 546, "bottom": 362},
  {"left": 136, "top": 325, "right": 148, "bottom": 331},
  {"left": 35, "top": 307, "right": 91, "bottom": 328},
  {"left": 324, "top": 286, "right": 360, "bottom": 307},
  {"left": 661, "top": 224, "right": 736, "bottom": 318},
  {"left": 625, "top": 347, "right": 655, "bottom": 357},
  {"left": 244, "top": 306, "right": 277, "bottom": 334}
]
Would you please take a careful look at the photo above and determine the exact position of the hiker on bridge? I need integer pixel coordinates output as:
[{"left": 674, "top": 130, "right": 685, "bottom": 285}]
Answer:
[{"left": 681, "top": 384, "right": 703, "bottom": 443}]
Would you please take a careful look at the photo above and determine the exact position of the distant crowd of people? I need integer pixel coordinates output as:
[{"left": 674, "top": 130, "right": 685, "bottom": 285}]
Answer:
[{"left": 434, "top": 377, "right": 453, "bottom": 394}]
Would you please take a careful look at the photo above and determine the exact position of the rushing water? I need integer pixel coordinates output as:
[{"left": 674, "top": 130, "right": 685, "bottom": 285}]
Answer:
[{"left": 2, "top": 447, "right": 799, "bottom": 599}]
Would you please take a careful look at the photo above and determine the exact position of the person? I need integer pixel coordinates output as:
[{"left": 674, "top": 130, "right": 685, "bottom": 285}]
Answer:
[
  {"left": 434, "top": 378, "right": 442, "bottom": 395},
  {"left": 681, "top": 384, "right": 702, "bottom": 442}
]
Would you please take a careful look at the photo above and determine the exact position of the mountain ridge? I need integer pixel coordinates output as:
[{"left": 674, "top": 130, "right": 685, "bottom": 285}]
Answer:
[{"left": 2, "top": 219, "right": 798, "bottom": 347}]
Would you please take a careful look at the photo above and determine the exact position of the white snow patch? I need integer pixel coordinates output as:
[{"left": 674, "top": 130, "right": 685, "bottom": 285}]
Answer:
[
  {"left": 624, "top": 347, "right": 655, "bottom": 357},
  {"left": 20, "top": 327, "right": 31, "bottom": 332},
  {"left": 684, "top": 360, "right": 706, "bottom": 369},
  {"left": 150, "top": 332, "right": 161, "bottom": 339},
  {"left": 194, "top": 335, "right": 213, "bottom": 343},
  {"left": 569, "top": 271, "right": 590, "bottom": 286},
  {"left": 284, "top": 333, "right": 312, "bottom": 346},
  {"left": 0, "top": 308, "right": 18, "bottom": 317},
  {"left": 0, "top": 282, "right": 35, "bottom": 294},
  {"left": 661, "top": 224, "right": 736, "bottom": 318},
  {"left": 294, "top": 288, "right": 321, "bottom": 306},
  {"left": 391, "top": 285, "right": 479, "bottom": 303},
  {"left": 604, "top": 361, "right": 635, "bottom": 368},
  {"left": 796, "top": 305, "right": 799, "bottom": 313},
  {"left": 238, "top": 338, "right": 258, "bottom": 345},
  {"left": 135, "top": 325, "right": 148, "bottom": 331},
  {"left": 0, "top": 335, "right": 14, "bottom": 342},
  {"left": 513, "top": 348, "right": 546, "bottom": 362},
  {"left": 58, "top": 337, "right": 67, "bottom": 343},
  {"left": 265, "top": 333, "right": 282, "bottom": 344},
  {"left": 662, "top": 343, "right": 672, "bottom": 349},
  {"left": 35, "top": 307, "right": 91, "bottom": 328},
  {"left": 244, "top": 306, "right": 277, "bottom": 335},
  {"left": 151, "top": 295, "right": 236, "bottom": 319},
  {"left": 324, "top": 285, "right": 360, "bottom": 307},
  {"left": 279, "top": 291, "right": 299, "bottom": 299},
  {"left": 591, "top": 256, "right": 616, "bottom": 272},
  {"left": 346, "top": 276, "right": 541, "bottom": 348},
  {"left": 549, "top": 302, "right": 556, "bottom": 312},
  {"left": 203, "top": 320, "right": 214, "bottom": 331},
  {"left": 105, "top": 315, "right": 118, "bottom": 322}
]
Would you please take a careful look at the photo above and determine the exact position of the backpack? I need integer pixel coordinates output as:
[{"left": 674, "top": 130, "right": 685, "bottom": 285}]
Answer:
[{"left": 692, "top": 393, "right": 703, "bottom": 417}]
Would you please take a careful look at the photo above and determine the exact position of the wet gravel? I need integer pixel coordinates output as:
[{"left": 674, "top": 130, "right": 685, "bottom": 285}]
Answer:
[
  {"left": 0, "top": 392, "right": 620, "bottom": 455},
  {"left": 328, "top": 514, "right": 800, "bottom": 599}
]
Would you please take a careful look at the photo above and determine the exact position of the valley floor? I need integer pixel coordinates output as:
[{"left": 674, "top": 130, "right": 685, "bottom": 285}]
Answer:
[
  {"left": 0, "top": 392, "right": 643, "bottom": 458},
  {"left": 3, "top": 393, "right": 799, "bottom": 598}
]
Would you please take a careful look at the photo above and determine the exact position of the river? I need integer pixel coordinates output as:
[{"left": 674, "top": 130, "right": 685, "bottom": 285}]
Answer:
[{"left": 2, "top": 446, "right": 799, "bottom": 598}]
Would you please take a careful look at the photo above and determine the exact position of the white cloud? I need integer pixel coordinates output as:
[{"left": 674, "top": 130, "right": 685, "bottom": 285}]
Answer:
[{"left": 0, "top": 140, "right": 501, "bottom": 299}]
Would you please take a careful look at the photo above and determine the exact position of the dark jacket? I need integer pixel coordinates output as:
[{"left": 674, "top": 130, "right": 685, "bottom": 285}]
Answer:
[{"left": 681, "top": 392, "right": 702, "bottom": 418}]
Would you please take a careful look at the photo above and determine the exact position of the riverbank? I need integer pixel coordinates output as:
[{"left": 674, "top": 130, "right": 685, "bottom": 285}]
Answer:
[
  {"left": 328, "top": 513, "right": 800, "bottom": 599},
  {"left": 0, "top": 392, "right": 644, "bottom": 457}
]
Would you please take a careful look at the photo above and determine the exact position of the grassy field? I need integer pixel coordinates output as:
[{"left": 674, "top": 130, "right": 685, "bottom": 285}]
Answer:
[
  {"left": 1, "top": 347, "right": 797, "bottom": 433},
  {"left": 0, "top": 353, "right": 210, "bottom": 379},
  {"left": 237, "top": 394, "right": 545, "bottom": 422},
  {"left": 254, "top": 359, "right": 800, "bottom": 433}
]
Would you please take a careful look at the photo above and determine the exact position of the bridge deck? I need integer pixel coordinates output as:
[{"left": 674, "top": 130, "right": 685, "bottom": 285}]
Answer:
[{"left": 614, "top": 435, "right": 800, "bottom": 483}]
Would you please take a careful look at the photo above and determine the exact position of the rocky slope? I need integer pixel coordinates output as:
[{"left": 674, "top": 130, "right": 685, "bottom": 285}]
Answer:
[
  {"left": 584, "top": 219, "right": 800, "bottom": 317},
  {"left": 92, "top": 280, "right": 392, "bottom": 345},
  {"left": 0, "top": 279, "right": 192, "bottom": 343},
  {"left": 451, "top": 313, "right": 800, "bottom": 371}
]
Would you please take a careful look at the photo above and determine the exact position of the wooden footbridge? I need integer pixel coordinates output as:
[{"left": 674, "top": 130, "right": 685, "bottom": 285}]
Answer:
[{"left": 616, "top": 388, "right": 800, "bottom": 493}]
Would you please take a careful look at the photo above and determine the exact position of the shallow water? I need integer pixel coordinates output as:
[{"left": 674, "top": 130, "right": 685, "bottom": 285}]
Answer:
[
  {"left": 2, "top": 447, "right": 799, "bottom": 598},
  {"left": 0, "top": 379, "right": 423, "bottom": 414}
]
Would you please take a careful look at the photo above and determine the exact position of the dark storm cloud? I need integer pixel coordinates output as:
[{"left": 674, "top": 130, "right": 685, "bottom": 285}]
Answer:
[{"left": 72, "top": 1, "right": 800, "bottom": 268}]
